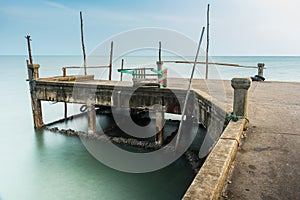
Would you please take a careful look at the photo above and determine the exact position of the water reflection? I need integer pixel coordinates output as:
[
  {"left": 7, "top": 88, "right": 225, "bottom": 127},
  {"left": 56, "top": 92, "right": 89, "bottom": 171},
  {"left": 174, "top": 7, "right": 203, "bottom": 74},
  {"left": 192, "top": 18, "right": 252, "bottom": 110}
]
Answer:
[{"left": 31, "top": 124, "right": 198, "bottom": 200}]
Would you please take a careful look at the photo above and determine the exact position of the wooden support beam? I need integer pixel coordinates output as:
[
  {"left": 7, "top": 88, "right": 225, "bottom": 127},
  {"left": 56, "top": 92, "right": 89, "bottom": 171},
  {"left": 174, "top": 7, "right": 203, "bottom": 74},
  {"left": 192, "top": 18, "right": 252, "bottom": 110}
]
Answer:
[
  {"left": 64, "top": 66, "right": 110, "bottom": 69},
  {"left": 163, "top": 60, "right": 258, "bottom": 69}
]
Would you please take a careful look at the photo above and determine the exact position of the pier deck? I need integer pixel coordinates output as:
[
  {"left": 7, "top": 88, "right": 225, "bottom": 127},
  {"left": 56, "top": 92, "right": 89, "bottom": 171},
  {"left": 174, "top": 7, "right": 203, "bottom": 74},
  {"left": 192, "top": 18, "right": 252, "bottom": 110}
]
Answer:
[
  {"left": 221, "top": 81, "right": 300, "bottom": 200},
  {"left": 29, "top": 67, "right": 300, "bottom": 199}
]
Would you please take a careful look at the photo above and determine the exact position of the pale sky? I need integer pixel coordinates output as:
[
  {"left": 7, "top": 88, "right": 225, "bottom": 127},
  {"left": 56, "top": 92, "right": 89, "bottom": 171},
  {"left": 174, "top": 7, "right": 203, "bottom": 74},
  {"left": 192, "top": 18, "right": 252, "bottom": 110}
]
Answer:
[{"left": 0, "top": 0, "right": 299, "bottom": 55}]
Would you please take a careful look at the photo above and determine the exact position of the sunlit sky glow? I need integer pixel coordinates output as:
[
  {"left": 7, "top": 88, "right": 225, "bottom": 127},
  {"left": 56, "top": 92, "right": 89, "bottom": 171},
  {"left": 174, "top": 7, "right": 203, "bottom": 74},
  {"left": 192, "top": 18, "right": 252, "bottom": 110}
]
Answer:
[{"left": 1, "top": 0, "right": 299, "bottom": 55}]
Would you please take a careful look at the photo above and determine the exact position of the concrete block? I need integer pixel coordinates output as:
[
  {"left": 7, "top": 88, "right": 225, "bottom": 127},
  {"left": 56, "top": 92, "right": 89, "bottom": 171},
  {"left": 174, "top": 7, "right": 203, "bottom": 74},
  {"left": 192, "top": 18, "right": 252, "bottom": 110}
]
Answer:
[
  {"left": 183, "top": 119, "right": 247, "bottom": 200},
  {"left": 221, "top": 119, "right": 245, "bottom": 145}
]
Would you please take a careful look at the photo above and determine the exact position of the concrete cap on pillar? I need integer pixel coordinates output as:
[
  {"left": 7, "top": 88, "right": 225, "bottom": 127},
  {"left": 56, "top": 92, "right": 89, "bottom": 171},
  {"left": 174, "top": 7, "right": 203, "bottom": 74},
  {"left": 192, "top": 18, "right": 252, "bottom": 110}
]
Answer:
[
  {"left": 258, "top": 63, "right": 265, "bottom": 68},
  {"left": 151, "top": 104, "right": 165, "bottom": 112},
  {"left": 28, "top": 64, "right": 40, "bottom": 69},
  {"left": 231, "top": 77, "right": 252, "bottom": 90}
]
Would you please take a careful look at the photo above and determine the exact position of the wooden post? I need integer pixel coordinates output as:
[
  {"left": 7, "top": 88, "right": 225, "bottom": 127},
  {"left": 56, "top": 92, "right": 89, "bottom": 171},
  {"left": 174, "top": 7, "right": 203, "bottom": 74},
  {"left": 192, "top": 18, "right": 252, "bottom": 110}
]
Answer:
[
  {"left": 63, "top": 67, "right": 67, "bottom": 77},
  {"left": 155, "top": 105, "right": 164, "bottom": 145},
  {"left": 157, "top": 41, "right": 163, "bottom": 71},
  {"left": 25, "top": 35, "right": 33, "bottom": 64},
  {"left": 62, "top": 67, "right": 67, "bottom": 119},
  {"left": 159, "top": 41, "right": 162, "bottom": 63},
  {"left": 109, "top": 41, "right": 114, "bottom": 80},
  {"left": 231, "top": 77, "right": 252, "bottom": 118},
  {"left": 205, "top": 4, "right": 210, "bottom": 80},
  {"left": 27, "top": 61, "right": 44, "bottom": 128},
  {"left": 64, "top": 103, "right": 68, "bottom": 120},
  {"left": 120, "top": 59, "right": 124, "bottom": 81},
  {"left": 175, "top": 27, "right": 205, "bottom": 150},
  {"left": 80, "top": 11, "right": 87, "bottom": 76},
  {"left": 87, "top": 104, "right": 96, "bottom": 134},
  {"left": 257, "top": 63, "right": 265, "bottom": 77},
  {"left": 157, "top": 41, "right": 163, "bottom": 87}
]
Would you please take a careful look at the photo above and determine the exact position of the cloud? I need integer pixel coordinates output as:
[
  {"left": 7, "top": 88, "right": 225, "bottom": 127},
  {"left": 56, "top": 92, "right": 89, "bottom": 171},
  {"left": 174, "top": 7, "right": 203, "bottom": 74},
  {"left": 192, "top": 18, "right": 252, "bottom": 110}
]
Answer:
[{"left": 43, "top": 1, "right": 75, "bottom": 12}]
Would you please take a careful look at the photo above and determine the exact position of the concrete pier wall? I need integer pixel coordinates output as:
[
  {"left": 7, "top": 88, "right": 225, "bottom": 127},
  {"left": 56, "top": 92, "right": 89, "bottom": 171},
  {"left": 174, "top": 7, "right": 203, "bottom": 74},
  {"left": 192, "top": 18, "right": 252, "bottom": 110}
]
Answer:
[{"left": 31, "top": 79, "right": 227, "bottom": 129}]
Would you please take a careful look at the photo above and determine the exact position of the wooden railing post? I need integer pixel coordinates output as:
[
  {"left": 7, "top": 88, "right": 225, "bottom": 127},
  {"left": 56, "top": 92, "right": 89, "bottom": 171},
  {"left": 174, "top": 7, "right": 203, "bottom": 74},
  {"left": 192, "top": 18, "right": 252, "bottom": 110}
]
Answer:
[{"left": 62, "top": 67, "right": 67, "bottom": 77}]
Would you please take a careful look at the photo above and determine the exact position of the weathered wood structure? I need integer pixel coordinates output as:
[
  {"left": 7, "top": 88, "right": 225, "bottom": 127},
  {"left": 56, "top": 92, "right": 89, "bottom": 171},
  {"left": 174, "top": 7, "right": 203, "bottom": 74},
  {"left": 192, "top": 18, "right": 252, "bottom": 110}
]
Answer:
[{"left": 26, "top": 61, "right": 228, "bottom": 144}]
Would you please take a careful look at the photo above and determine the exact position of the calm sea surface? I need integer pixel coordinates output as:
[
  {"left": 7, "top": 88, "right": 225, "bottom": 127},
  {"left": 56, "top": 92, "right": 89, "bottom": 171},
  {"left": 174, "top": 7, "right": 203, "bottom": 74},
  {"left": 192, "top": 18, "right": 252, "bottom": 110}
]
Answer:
[{"left": 0, "top": 56, "right": 299, "bottom": 199}]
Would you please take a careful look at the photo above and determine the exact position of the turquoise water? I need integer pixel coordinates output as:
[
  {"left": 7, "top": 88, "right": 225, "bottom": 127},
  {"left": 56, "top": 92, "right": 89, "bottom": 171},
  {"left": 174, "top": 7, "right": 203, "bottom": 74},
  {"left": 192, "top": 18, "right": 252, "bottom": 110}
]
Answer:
[
  {"left": 0, "top": 56, "right": 198, "bottom": 200},
  {"left": 0, "top": 56, "right": 299, "bottom": 199},
  {"left": 210, "top": 56, "right": 300, "bottom": 82}
]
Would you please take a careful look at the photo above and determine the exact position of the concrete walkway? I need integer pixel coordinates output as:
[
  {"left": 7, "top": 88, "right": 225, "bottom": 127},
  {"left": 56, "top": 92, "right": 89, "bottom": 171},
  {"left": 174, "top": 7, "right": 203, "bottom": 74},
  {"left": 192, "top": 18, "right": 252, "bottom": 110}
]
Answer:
[{"left": 222, "top": 81, "right": 300, "bottom": 200}]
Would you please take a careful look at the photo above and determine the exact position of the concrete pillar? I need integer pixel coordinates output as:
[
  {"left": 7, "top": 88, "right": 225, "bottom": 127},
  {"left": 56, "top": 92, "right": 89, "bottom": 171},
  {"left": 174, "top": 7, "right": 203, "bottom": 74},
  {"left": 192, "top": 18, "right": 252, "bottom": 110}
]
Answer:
[
  {"left": 154, "top": 105, "right": 165, "bottom": 145},
  {"left": 257, "top": 63, "right": 265, "bottom": 77},
  {"left": 31, "top": 96, "right": 44, "bottom": 128},
  {"left": 87, "top": 104, "right": 96, "bottom": 134},
  {"left": 156, "top": 61, "right": 163, "bottom": 87},
  {"left": 231, "top": 77, "right": 252, "bottom": 118},
  {"left": 27, "top": 62, "right": 40, "bottom": 81},
  {"left": 27, "top": 62, "right": 44, "bottom": 128}
]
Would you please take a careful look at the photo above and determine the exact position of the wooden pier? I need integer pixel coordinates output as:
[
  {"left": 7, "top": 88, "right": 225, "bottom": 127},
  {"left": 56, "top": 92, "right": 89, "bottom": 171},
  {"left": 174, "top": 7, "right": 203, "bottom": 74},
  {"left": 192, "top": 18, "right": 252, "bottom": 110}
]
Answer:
[
  {"left": 25, "top": 34, "right": 261, "bottom": 146},
  {"left": 26, "top": 61, "right": 228, "bottom": 144}
]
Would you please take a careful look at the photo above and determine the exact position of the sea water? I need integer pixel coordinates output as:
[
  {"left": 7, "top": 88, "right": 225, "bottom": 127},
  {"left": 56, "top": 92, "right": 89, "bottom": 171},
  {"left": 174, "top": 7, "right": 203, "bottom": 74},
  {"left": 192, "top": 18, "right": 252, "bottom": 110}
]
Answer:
[{"left": 0, "top": 55, "right": 299, "bottom": 199}]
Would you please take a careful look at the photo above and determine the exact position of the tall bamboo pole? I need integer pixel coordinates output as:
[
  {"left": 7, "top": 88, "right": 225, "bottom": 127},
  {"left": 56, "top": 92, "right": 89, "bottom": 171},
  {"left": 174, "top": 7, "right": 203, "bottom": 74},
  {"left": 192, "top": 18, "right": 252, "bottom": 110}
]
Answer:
[
  {"left": 159, "top": 41, "right": 162, "bottom": 63},
  {"left": 205, "top": 4, "right": 210, "bottom": 79},
  {"left": 175, "top": 27, "right": 205, "bottom": 150},
  {"left": 80, "top": 11, "right": 87, "bottom": 75},
  {"left": 109, "top": 41, "right": 113, "bottom": 80},
  {"left": 120, "top": 58, "right": 124, "bottom": 81}
]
